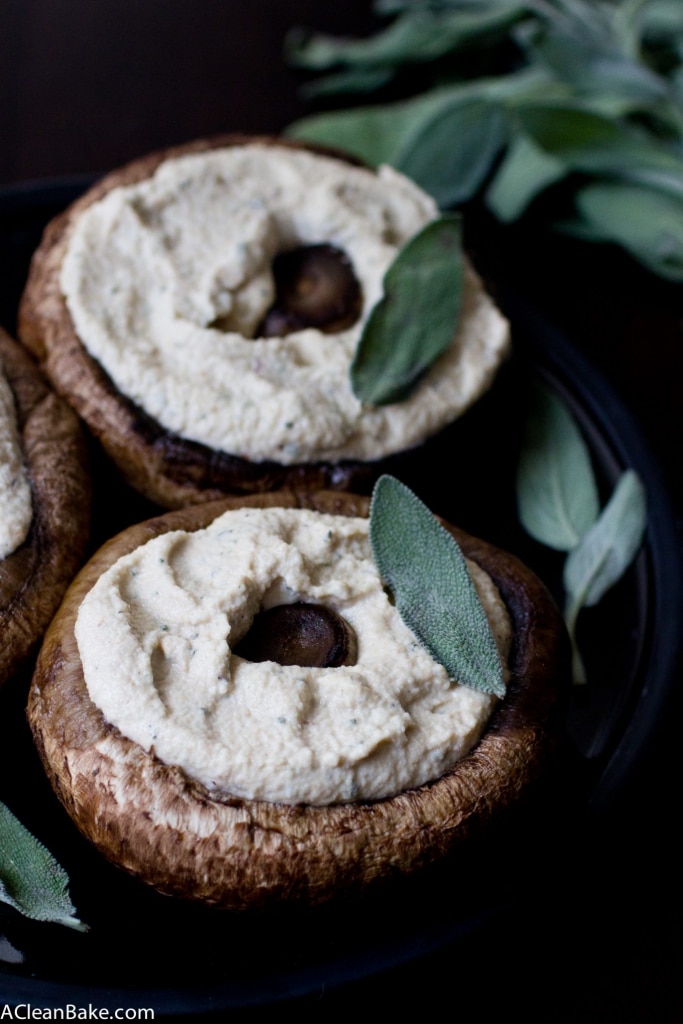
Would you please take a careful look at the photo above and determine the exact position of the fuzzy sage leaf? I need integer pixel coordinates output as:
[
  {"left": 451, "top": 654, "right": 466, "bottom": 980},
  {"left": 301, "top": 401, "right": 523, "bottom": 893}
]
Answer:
[
  {"left": 351, "top": 214, "right": 464, "bottom": 406},
  {"left": 517, "top": 386, "right": 647, "bottom": 684},
  {"left": 564, "top": 469, "right": 647, "bottom": 614},
  {"left": 563, "top": 469, "right": 647, "bottom": 683},
  {"left": 395, "top": 98, "right": 508, "bottom": 208},
  {"left": 517, "top": 383, "right": 600, "bottom": 551},
  {"left": 287, "top": 5, "right": 528, "bottom": 80},
  {"left": 370, "top": 475, "right": 505, "bottom": 697},
  {"left": 0, "top": 800, "right": 87, "bottom": 931},
  {"left": 574, "top": 181, "right": 683, "bottom": 282},
  {"left": 486, "top": 131, "right": 567, "bottom": 222}
]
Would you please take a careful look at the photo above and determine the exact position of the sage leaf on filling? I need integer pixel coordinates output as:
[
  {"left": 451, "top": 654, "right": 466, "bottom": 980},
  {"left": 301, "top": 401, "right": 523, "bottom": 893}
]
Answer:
[
  {"left": 517, "top": 384, "right": 599, "bottom": 551},
  {"left": 370, "top": 475, "right": 505, "bottom": 697},
  {"left": 350, "top": 214, "right": 464, "bottom": 406},
  {"left": 0, "top": 800, "right": 87, "bottom": 931}
]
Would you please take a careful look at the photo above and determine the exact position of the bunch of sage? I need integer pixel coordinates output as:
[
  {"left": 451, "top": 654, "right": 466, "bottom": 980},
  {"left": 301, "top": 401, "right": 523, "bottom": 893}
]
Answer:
[
  {"left": 287, "top": 0, "right": 683, "bottom": 280},
  {"left": 516, "top": 383, "right": 647, "bottom": 682},
  {"left": 0, "top": 799, "right": 86, "bottom": 930}
]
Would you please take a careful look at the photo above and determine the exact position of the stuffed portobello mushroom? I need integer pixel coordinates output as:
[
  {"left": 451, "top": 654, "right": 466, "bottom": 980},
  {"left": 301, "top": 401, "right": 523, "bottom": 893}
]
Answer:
[
  {"left": 28, "top": 489, "right": 567, "bottom": 911},
  {"left": 19, "top": 135, "right": 510, "bottom": 508}
]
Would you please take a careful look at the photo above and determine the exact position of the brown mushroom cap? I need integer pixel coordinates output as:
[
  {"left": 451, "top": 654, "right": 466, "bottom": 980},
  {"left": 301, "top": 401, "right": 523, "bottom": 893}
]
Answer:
[
  {"left": 0, "top": 327, "right": 90, "bottom": 687},
  {"left": 28, "top": 490, "right": 568, "bottom": 911},
  {"left": 17, "top": 135, "right": 382, "bottom": 509}
]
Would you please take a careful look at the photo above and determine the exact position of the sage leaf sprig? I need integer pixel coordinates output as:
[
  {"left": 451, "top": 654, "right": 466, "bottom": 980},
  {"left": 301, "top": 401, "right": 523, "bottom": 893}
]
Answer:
[
  {"left": 0, "top": 800, "right": 87, "bottom": 931},
  {"left": 564, "top": 469, "right": 647, "bottom": 662},
  {"left": 516, "top": 385, "right": 647, "bottom": 683},
  {"left": 517, "top": 383, "right": 599, "bottom": 550},
  {"left": 351, "top": 214, "right": 464, "bottom": 405},
  {"left": 287, "top": 0, "right": 683, "bottom": 280},
  {"left": 370, "top": 474, "right": 505, "bottom": 696}
]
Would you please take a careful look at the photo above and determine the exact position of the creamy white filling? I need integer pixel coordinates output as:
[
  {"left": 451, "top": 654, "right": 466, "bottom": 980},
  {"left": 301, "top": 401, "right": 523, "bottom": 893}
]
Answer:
[
  {"left": 60, "top": 145, "right": 510, "bottom": 464},
  {"left": 0, "top": 369, "right": 32, "bottom": 560},
  {"left": 75, "top": 507, "right": 511, "bottom": 805}
]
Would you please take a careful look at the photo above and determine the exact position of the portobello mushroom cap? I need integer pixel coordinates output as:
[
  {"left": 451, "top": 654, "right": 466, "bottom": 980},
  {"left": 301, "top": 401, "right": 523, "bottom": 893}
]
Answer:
[
  {"left": 18, "top": 134, "right": 510, "bottom": 510},
  {"left": 28, "top": 490, "right": 568, "bottom": 911},
  {"left": 0, "top": 327, "right": 90, "bottom": 687},
  {"left": 16, "top": 135, "right": 400, "bottom": 508}
]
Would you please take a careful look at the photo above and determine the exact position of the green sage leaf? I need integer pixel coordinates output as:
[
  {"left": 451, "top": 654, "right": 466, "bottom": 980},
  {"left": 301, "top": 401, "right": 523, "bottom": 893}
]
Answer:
[
  {"left": 521, "top": 22, "right": 670, "bottom": 103},
  {"left": 486, "top": 131, "right": 567, "bottom": 220},
  {"left": 629, "top": 0, "right": 683, "bottom": 52},
  {"left": 0, "top": 801, "right": 87, "bottom": 931},
  {"left": 563, "top": 469, "right": 647, "bottom": 684},
  {"left": 285, "top": 12, "right": 460, "bottom": 72},
  {"left": 287, "top": 86, "right": 475, "bottom": 167},
  {"left": 287, "top": 78, "right": 506, "bottom": 168},
  {"left": 395, "top": 98, "right": 508, "bottom": 206},
  {"left": 574, "top": 180, "right": 683, "bottom": 280},
  {"left": 564, "top": 469, "right": 647, "bottom": 612},
  {"left": 300, "top": 65, "right": 395, "bottom": 100},
  {"left": 286, "top": 5, "right": 528, "bottom": 73},
  {"left": 517, "top": 103, "right": 683, "bottom": 177},
  {"left": 517, "top": 384, "right": 600, "bottom": 551},
  {"left": 370, "top": 475, "right": 505, "bottom": 696},
  {"left": 351, "top": 214, "right": 464, "bottom": 405},
  {"left": 287, "top": 67, "right": 555, "bottom": 170},
  {"left": 287, "top": 100, "right": 413, "bottom": 167}
]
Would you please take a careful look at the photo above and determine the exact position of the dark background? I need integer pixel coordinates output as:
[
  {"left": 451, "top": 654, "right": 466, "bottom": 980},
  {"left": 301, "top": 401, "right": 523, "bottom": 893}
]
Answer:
[{"left": 1, "top": 2, "right": 682, "bottom": 1020}]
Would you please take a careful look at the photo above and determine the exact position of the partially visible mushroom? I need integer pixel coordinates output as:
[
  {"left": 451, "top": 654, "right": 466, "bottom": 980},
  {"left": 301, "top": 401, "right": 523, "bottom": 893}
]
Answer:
[
  {"left": 234, "top": 601, "right": 357, "bottom": 668},
  {"left": 0, "top": 328, "right": 90, "bottom": 687},
  {"left": 258, "top": 244, "right": 362, "bottom": 337}
]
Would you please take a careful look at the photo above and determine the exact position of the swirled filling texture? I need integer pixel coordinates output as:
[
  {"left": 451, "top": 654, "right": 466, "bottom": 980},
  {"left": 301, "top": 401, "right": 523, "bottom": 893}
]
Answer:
[
  {"left": 75, "top": 507, "right": 511, "bottom": 805},
  {"left": 60, "top": 145, "right": 509, "bottom": 464}
]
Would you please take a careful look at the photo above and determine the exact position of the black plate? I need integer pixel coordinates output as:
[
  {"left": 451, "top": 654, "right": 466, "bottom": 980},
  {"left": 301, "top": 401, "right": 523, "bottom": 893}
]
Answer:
[{"left": 0, "top": 182, "right": 681, "bottom": 1015}]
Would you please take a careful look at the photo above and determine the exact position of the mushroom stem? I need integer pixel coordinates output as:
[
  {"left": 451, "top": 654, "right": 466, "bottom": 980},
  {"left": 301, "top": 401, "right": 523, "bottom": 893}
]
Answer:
[
  {"left": 258, "top": 244, "right": 362, "bottom": 337},
  {"left": 234, "top": 602, "right": 358, "bottom": 668}
]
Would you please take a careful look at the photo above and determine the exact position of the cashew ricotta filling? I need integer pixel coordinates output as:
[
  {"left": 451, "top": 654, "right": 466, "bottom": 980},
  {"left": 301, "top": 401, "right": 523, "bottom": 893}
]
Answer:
[
  {"left": 60, "top": 144, "right": 510, "bottom": 465},
  {"left": 75, "top": 507, "right": 512, "bottom": 805},
  {"left": 0, "top": 369, "right": 32, "bottom": 560}
]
